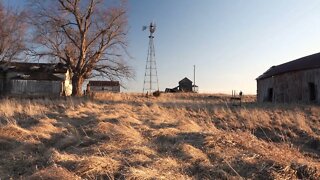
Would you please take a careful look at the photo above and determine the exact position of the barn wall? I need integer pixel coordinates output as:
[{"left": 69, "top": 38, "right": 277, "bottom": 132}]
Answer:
[
  {"left": 257, "top": 68, "right": 320, "bottom": 103},
  {"left": 7, "top": 80, "right": 62, "bottom": 97},
  {"left": 257, "top": 77, "right": 274, "bottom": 102},
  {"left": 179, "top": 82, "right": 193, "bottom": 92},
  {"left": 0, "top": 78, "right": 3, "bottom": 96},
  {"left": 0, "top": 71, "right": 3, "bottom": 93},
  {"left": 114, "top": 86, "right": 120, "bottom": 92},
  {"left": 90, "top": 86, "right": 120, "bottom": 92}
]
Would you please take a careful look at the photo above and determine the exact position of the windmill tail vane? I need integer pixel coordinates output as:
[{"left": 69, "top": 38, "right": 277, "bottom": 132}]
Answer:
[{"left": 142, "top": 26, "right": 147, "bottom": 31}]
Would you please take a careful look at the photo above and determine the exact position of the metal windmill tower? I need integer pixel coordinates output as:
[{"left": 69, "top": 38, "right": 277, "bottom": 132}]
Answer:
[{"left": 143, "top": 22, "right": 159, "bottom": 95}]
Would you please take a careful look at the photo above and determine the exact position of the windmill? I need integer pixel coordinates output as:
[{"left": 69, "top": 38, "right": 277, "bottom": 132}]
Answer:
[{"left": 143, "top": 22, "right": 159, "bottom": 95}]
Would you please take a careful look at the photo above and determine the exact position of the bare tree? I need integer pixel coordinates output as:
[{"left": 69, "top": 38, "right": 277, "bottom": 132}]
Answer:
[
  {"left": 28, "top": 0, "right": 132, "bottom": 96},
  {"left": 0, "top": 2, "right": 27, "bottom": 62}
]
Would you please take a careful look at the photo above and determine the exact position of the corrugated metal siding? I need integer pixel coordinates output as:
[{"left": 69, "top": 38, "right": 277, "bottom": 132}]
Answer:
[{"left": 8, "top": 80, "right": 62, "bottom": 97}]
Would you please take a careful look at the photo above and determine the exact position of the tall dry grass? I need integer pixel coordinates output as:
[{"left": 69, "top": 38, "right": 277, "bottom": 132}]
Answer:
[{"left": 0, "top": 93, "right": 319, "bottom": 179}]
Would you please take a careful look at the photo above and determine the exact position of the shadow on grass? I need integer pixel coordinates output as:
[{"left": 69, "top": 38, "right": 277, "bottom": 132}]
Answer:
[
  {"left": 252, "top": 126, "right": 320, "bottom": 158},
  {"left": 0, "top": 107, "right": 111, "bottom": 178},
  {"left": 0, "top": 137, "right": 53, "bottom": 179}
]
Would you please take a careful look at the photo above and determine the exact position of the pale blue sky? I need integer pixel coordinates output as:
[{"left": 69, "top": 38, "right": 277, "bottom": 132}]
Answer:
[{"left": 5, "top": 0, "right": 320, "bottom": 94}]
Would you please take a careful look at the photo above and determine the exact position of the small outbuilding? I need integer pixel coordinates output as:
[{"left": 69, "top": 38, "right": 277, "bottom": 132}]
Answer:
[
  {"left": 257, "top": 52, "right": 320, "bottom": 103},
  {"left": 0, "top": 62, "right": 72, "bottom": 97},
  {"left": 87, "top": 81, "right": 120, "bottom": 93},
  {"left": 179, "top": 77, "right": 193, "bottom": 92},
  {"left": 165, "top": 77, "right": 198, "bottom": 93}
]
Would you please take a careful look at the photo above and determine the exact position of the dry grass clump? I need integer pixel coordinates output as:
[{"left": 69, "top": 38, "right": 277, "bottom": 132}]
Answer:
[
  {"left": 29, "top": 118, "right": 61, "bottom": 140},
  {"left": 125, "top": 157, "right": 187, "bottom": 179},
  {"left": 28, "top": 166, "right": 80, "bottom": 180},
  {"left": 76, "top": 156, "right": 120, "bottom": 179},
  {"left": 91, "top": 92, "right": 139, "bottom": 102},
  {"left": 0, "top": 124, "right": 31, "bottom": 141},
  {"left": 96, "top": 121, "right": 144, "bottom": 145},
  {"left": 0, "top": 99, "right": 47, "bottom": 125},
  {"left": 0, "top": 93, "right": 320, "bottom": 179},
  {"left": 0, "top": 99, "right": 46, "bottom": 117}
]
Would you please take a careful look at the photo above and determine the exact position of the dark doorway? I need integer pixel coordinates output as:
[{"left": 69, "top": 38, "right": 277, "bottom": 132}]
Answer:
[
  {"left": 267, "top": 88, "right": 273, "bottom": 102},
  {"left": 309, "top": 82, "right": 316, "bottom": 101}
]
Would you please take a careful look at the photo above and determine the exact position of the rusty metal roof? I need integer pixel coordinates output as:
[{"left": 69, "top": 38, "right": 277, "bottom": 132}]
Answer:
[
  {"left": 88, "top": 81, "right": 120, "bottom": 87},
  {"left": 11, "top": 73, "right": 64, "bottom": 81},
  {"left": 0, "top": 62, "right": 68, "bottom": 73},
  {"left": 257, "top": 52, "right": 320, "bottom": 80},
  {"left": 0, "top": 62, "right": 68, "bottom": 81}
]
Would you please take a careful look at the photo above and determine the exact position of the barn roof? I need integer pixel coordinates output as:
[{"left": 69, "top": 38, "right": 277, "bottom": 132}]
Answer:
[
  {"left": 11, "top": 73, "right": 64, "bottom": 81},
  {"left": 257, "top": 52, "right": 320, "bottom": 80},
  {"left": 88, "top": 81, "right": 120, "bottom": 87},
  {"left": 0, "top": 62, "right": 68, "bottom": 74},
  {"left": 179, "top": 77, "right": 193, "bottom": 84}
]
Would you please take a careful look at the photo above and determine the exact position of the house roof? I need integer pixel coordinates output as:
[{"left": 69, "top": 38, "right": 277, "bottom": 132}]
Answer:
[
  {"left": 11, "top": 73, "right": 64, "bottom": 81},
  {"left": 0, "top": 62, "right": 68, "bottom": 74},
  {"left": 257, "top": 52, "right": 320, "bottom": 80},
  {"left": 0, "top": 62, "right": 68, "bottom": 81},
  {"left": 88, "top": 81, "right": 120, "bottom": 87},
  {"left": 179, "top": 77, "right": 193, "bottom": 84}
]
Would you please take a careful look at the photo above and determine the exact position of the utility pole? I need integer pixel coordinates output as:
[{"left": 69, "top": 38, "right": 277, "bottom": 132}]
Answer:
[{"left": 193, "top": 65, "right": 196, "bottom": 92}]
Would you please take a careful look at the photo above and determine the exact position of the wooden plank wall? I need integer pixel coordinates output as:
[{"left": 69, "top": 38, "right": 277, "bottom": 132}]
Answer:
[
  {"left": 8, "top": 80, "right": 62, "bottom": 97},
  {"left": 0, "top": 79, "right": 3, "bottom": 96},
  {"left": 90, "top": 86, "right": 120, "bottom": 92},
  {"left": 257, "top": 68, "right": 320, "bottom": 103}
]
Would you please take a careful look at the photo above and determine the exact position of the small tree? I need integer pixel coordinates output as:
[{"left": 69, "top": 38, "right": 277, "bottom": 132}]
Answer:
[
  {"left": 0, "top": 3, "right": 27, "bottom": 62},
  {"left": 29, "top": 0, "right": 132, "bottom": 96}
]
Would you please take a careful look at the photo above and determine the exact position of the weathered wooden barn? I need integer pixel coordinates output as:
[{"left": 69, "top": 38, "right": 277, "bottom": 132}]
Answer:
[
  {"left": 257, "top": 53, "right": 320, "bottom": 103},
  {"left": 87, "top": 81, "right": 120, "bottom": 93},
  {"left": 0, "top": 62, "right": 72, "bottom": 97}
]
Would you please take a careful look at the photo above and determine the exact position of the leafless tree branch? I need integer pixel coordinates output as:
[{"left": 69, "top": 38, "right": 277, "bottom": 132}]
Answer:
[
  {"left": 0, "top": 3, "right": 28, "bottom": 62},
  {"left": 28, "top": 0, "right": 133, "bottom": 96}
]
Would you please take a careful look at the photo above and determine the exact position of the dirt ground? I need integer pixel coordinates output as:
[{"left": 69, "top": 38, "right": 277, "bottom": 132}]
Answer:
[{"left": 0, "top": 93, "right": 319, "bottom": 179}]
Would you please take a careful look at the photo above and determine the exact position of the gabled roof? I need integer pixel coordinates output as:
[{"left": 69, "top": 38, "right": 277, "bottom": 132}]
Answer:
[
  {"left": 0, "top": 62, "right": 68, "bottom": 74},
  {"left": 257, "top": 52, "right": 320, "bottom": 80},
  {"left": 88, "top": 81, "right": 120, "bottom": 87},
  {"left": 179, "top": 77, "right": 193, "bottom": 84}
]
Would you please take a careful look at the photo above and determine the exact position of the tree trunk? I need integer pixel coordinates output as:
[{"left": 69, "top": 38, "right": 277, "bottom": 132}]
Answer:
[{"left": 72, "top": 75, "right": 84, "bottom": 96}]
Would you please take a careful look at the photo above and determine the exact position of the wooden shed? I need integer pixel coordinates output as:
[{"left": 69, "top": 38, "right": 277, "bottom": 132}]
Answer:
[
  {"left": 0, "top": 62, "right": 72, "bottom": 97},
  {"left": 179, "top": 77, "right": 193, "bottom": 92},
  {"left": 257, "top": 52, "right": 320, "bottom": 103},
  {"left": 87, "top": 81, "right": 120, "bottom": 93}
]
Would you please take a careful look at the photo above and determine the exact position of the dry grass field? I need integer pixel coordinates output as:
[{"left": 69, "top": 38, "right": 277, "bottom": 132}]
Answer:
[{"left": 0, "top": 93, "right": 319, "bottom": 179}]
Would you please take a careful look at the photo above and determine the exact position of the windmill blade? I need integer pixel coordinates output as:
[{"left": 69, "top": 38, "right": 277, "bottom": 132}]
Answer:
[{"left": 142, "top": 26, "right": 147, "bottom": 31}]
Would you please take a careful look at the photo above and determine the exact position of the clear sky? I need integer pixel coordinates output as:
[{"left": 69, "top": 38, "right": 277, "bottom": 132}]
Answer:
[{"left": 5, "top": 0, "right": 320, "bottom": 94}]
